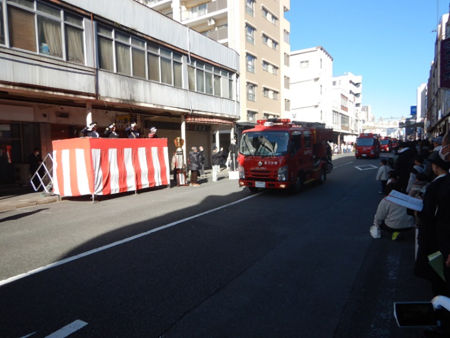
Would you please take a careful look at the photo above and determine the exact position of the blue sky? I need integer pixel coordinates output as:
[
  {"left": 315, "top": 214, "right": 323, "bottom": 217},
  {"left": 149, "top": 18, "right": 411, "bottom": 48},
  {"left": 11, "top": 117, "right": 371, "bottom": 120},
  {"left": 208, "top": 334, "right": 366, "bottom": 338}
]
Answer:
[{"left": 286, "top": 0, "right": 449, "bottom": 120}]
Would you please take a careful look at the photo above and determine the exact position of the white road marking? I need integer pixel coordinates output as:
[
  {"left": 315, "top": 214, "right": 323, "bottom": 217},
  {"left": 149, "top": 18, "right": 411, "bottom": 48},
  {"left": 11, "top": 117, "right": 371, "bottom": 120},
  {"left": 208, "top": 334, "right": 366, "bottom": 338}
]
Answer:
[
  {"left": 45, "top": 320, "right": 88, "bottom": 338},
  {"left": 333, "top": 161, "right": 354, "bottom": 169},
  {"left": 355, "top": 164, "right": 378, "bottom": 171},
  {"left": 20, "top": 332, "right": 36, "bottom": 338},
  {"left": 0, "top": 193, "right": 261, "bottom": 288}
]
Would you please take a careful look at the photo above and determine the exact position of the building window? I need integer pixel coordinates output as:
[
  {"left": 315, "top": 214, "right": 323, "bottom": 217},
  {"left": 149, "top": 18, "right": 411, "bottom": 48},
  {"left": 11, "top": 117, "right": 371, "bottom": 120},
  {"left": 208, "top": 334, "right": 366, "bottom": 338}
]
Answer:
[
  {"left": 131, "top": 37, "right": 146, "bottom": 78},
  {"left": 262, "top": 60, "right": 277, "bottom": 75},
  {"left": 283, "top": 29, "right": 289, "bottom": 44},
  {"left": 188, "top": 64, "right": 195, "bottom": 90},
  {"left": 115, "top": 31, "right": 131, "bottom": 75},
  {"left": 173, "top": 53, "right": 182, "bottom": 88},
  {"left": 262, "top": 7, "right": 277, "bottom": 24},
  {"left": 246, "top": 53, "right": 255, "bottom": 73},
  {"left": 245, "top": 0, "right": 254, "bottom": 16},
  {"left": 214, "top": 68, "right": 220, "bottom": 96},
  {"left": 285, "top": 99, "right": 291, "bottom": 111},
  {"left": 65, "top": 13, "right": 84, "bottom": 64},
  {"left": 205, "top": 64, "right": 213, "bottom": 95},
  {"left": 8, "top": 4, "right": 37, "bottom": 52},
  {"left": 284, "top": 76, "right": 290, "bottom": 89},
  {"left": 196, "top": 63, "right": 205, "bottom": 93},
  {"left": 247, "top": 82, "right": 256, "bottom": 101},
  {"left": 98, "top": 25, "right": 114, "bottom": 71},
  {"left": 262, "top": 33, "right": 278, "bottom": 50},
  {"left": 263, "top": 87, "right": 278, "bottom": 100},
  {"left": 37, "top": 2, "right": 62, "bottom": 57},
  {"left": 245, "top": 24, "right": 255, "bottom": 44},
  {"left": 284, "top": 53, "right": 289, "bottom": 66},
  {"left": 300, "top": 60, "right": 309, "bottom": 68},
  {"left": 160, "top": 47, "right": 172, "bottom": 85},
  {"left": 247, "top": 110, "right": 257, "bottom": 122},
  {"left": 0, "top": 1, "right": 5, "bottom": 44}
]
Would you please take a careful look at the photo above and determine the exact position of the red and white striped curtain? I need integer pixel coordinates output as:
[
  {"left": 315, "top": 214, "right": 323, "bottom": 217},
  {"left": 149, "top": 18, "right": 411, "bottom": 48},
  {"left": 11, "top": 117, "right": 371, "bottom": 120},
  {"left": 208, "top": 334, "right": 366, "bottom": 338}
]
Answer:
[{"left": 52, "top": 138, "right": 170, "bottom": 197}]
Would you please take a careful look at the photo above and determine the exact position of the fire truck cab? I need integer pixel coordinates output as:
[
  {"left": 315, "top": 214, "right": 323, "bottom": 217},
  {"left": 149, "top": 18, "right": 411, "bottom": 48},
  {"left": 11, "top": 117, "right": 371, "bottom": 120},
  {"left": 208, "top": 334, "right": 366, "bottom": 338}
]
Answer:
[
  {"left": 238, "top": 119, "right": 333, "bottom": 192},
  {"left": 355, "top": 133, "right": 380, "bottom": 159}
]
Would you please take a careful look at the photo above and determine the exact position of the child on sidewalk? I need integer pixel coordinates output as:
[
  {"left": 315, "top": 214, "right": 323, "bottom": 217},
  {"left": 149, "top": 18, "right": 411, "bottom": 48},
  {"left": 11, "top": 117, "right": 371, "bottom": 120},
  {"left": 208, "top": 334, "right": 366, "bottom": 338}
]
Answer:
[{"left": 376, "top": 159, "right": 390, "bottom": 194}]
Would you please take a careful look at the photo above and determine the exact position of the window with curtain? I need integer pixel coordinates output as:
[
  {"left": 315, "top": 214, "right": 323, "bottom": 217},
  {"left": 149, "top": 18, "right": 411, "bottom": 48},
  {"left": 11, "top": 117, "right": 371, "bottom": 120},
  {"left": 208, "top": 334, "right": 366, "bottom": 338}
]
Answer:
[
  {"left": 116, "top": 42, "right": 131, "bottom": 75},
  {"left": 160, "top": 48, "right": 172, "bottom": 84},
  {"left": 205, "top": 65, "right": 213, "bottom": 94},
  {"left": 65, "top": 13, "right": 84, "bottom": 64},
  {"left": 214, "top": 73, "right": 220, "bottom": 96},
  {"left": 131, "top": 37, "right": 145, "bottom": 78},
  {"left": 38, "top": 15, "right": 62, "bottom": 57},
  {"left": 196, "top": 68, "right": 204, "bottom": 93},
  {"left": 247, "top": 83, "right": 255, "bottom": 101},
  {"left": 98, "top": 36, "right": 113, "bottom": 71},
  {"left": 229, "top": 78, "right": 233, "bottom": 99},
  {"left": 148, "top": 53, "right": 160, "bottom": 81},
  {"left": 37, "top": 2, "right": 62, "bottom": 57},
  {"left": 0, "top": 2, "right": 4, "bottom": 44},
  {"left": 188, "top": 65, "right": 195, "bottom": 91},
  {"left": 173, "top": 61, "right": 182, "bottom": 88},
  {"left": 245, "top": 24, "right": 255, "bottom": 44},
  {"left": 8, "top": 6, "right": 36, "bottom": 51},
  {"left": 221, "top": 70, "right": 229, "bottom": 99},
  {"left": 132, "top": 48, "right": 145, "bottom": 78}
]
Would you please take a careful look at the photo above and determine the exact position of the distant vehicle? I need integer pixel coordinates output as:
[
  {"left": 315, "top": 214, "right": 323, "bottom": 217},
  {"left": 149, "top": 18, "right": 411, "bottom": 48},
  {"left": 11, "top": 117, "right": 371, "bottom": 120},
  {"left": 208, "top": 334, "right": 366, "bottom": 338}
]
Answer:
[
  {"left": 380, "top": 138, "right": 392, "bottom": 152},
  {"left": 238, "top": 119, "right": 333, "bottom": 192},
  {"left": 355, "top": 133, "right": 380, "bottom": 159},
  {"left": 391, "top": 138, "right": 399, "bottom": 152}
]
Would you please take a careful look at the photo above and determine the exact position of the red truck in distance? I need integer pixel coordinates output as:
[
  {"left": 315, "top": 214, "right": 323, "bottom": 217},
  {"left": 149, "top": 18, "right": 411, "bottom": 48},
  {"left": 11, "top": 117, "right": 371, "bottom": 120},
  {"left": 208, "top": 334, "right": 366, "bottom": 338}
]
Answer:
[
  {"left": 238, "top": 119, "right": 333, "bottom": 192},
  {"left": 355, "top": 133, "right": 380, "bottom": 159},
  {"left": 380, "top": 137, "right": 393, "bottom": 152}
]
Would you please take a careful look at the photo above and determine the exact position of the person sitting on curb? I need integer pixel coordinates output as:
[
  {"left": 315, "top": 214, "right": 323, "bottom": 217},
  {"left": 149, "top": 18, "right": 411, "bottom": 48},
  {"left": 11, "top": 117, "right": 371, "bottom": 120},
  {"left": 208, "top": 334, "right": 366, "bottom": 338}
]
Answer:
[{"left": 369, "top": 183, "right": 416, "bottom": 240}]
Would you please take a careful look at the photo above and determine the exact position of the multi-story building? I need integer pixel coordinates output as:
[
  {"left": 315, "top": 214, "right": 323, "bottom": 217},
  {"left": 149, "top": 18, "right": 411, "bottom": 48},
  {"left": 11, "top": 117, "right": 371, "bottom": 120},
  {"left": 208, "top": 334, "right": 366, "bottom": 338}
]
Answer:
[
  {"left": 426, "top": 13, "right": 450, "bottom": 136},
  {"left": 287, "top": 47, "right": 333, "bottom": 126},
  {"left": 288, "top": 46, "right": 362, "bottom": 142},
  {"left": 0, "top": 0, "right": 239, "bottom": 185},
  {"left": 416, "top": 83, "right": 427, "bottom": 138},
  {"left": 331, "top": 72, "right": 363, "bottom": 135},
  {"left": 143, "top": 0, "right": 291, "bottom": 124}
]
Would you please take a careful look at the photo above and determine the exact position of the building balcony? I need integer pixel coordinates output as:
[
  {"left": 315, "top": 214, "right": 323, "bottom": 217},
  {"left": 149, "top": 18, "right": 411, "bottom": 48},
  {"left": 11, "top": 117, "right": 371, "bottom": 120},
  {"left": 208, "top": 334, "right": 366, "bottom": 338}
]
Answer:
[
  {"left": 181, "top": 0, "right": 227, "bottom": 22},
  {"left": 204, "top": 26, "right": 228, "bottom": 41}
]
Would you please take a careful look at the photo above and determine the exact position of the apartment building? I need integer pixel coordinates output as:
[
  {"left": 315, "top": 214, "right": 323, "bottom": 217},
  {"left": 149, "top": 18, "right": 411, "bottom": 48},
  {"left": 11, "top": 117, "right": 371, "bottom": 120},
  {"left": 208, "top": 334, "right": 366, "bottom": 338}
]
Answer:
[
  {"left": 0, "top": 0, "right": 239, "bottom": 184},
  {"left": 289, "top": 47, "right": 363, "bottom": 142},
  {"left": 142, "top": 0, "right": 291, "bottom": 123},
  {"left": 331, "top": 72, "right": 363, "bottom": 135},
  {"left": 426, "top": 13, "right": 450, "bottom": 136}
]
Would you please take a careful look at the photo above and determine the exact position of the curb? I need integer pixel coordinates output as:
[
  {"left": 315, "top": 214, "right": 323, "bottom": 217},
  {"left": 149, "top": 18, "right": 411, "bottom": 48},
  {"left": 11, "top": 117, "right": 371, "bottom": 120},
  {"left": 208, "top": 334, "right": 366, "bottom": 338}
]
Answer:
[{"left": 0, "top": 196, "right": 59, "bottom": 213}]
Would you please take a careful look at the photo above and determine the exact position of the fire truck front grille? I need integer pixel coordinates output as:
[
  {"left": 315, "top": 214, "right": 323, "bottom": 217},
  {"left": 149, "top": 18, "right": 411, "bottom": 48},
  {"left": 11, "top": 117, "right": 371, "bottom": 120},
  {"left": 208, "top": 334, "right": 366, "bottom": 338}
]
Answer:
[{"left": 248, "top": 169, "right": 275, "bottom": 180}]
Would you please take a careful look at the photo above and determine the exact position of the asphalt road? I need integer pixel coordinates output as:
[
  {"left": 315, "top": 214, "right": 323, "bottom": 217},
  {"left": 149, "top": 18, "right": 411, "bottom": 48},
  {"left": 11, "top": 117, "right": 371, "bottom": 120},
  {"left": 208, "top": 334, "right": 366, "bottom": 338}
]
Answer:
[{"left": 0, "top": 154, "right": 432, "bottom": 337}]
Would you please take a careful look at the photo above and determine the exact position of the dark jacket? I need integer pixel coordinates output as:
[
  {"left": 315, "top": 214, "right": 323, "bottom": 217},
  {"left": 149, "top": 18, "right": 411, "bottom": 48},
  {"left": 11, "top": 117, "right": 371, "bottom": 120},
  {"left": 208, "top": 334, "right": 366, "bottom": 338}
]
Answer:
[
  {"left": 394, "top": 147, "right": 415, "bottom": 192},
  {"left": 211, "top": 151, "right": 222, "bottom": 166},
  {"left": 125, "top": 127, "right": 140, "bottom": 138},
  {"left": 415, "top": 175, "right": 448, "bottom": 281},
  {"left": 188, "top": 151, "right": 201, "bottom": 171}
]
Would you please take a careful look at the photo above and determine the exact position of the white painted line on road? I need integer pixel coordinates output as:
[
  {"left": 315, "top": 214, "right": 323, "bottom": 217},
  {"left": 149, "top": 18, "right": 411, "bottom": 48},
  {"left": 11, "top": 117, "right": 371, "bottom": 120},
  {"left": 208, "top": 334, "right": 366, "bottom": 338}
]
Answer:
[
  {"left": 0, "top": 193, "right": 261, "bottom": 288},
  {"left": 20, "top": 332, "right": 36, "bottom": 338},
  {"left": 45, "top": 320, "right": 88, "bottom": 338},
  {"left": 355, "top": 164, "right": 378, "bottom": 171},
  {"left": 333, "top": 161, "right": 354, "bottom": 169}
]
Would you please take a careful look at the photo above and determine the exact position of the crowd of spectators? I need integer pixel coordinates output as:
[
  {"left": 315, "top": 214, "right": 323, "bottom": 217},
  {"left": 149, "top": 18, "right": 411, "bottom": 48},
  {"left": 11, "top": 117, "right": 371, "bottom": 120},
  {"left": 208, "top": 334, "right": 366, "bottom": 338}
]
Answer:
[{"left": 369, "top": 132, "right": 450, "bottom": 333}]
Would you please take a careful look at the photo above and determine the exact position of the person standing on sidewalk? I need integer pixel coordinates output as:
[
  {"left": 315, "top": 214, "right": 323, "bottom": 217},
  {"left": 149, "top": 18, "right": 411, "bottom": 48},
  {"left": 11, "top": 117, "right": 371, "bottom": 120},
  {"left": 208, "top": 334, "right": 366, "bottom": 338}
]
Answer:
[
  {"left": 376, "top": 158, "right": 390, "bottom": 194},
  {"left": 198, "top": 146, "right": 205, "bottom": 178},
  {"left": 188, "top": 146, "right": 201, "bottom": 186},
  {"left": 211, "top": 146, "right": 222, "bottom": 182}
]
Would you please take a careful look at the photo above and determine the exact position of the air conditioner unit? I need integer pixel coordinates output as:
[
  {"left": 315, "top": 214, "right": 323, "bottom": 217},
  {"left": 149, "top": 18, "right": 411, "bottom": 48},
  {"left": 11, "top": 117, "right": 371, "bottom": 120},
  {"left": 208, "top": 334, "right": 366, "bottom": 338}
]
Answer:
[{"left": 208, "top": 18, "right": 215, "bottom": 26}]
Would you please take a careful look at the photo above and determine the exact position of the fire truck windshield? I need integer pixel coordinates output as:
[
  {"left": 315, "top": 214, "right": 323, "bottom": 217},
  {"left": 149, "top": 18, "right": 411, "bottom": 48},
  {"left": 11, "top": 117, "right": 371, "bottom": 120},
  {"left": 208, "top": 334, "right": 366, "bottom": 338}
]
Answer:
[
  {"left": 356, "top": 138, "right": 374, "bottom": 146},
  {"left": 380, "top": 139, "right": 390, "bottom": 145},
  {"left": 240, "top": 131, "right": 289, "bottom": 156}
]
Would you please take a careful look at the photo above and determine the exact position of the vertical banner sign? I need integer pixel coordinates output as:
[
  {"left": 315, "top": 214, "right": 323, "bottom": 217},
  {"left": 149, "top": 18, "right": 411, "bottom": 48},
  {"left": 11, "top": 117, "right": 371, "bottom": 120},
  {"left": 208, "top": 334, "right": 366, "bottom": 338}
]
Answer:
[
  {"left": 410, "top": 106, "right": 417, "bottom": 117},
  {"left": 440, "top": 38, "right": 450, "bottom": 88}
]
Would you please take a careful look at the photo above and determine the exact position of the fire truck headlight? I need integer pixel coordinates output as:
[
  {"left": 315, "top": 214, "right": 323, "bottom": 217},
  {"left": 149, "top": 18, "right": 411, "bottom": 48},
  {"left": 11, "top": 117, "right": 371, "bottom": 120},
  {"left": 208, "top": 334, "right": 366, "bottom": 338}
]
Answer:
[
  {"left": 277, "top": 166, "right": 288, "bottom": 181},
  {"left": 239, "top": 165, "right": 245, "bottom": 179}
]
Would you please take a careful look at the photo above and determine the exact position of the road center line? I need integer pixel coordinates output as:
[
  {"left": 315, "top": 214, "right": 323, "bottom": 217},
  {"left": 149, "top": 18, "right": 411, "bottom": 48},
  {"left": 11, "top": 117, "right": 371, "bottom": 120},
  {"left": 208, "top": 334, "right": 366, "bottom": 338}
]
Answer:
[
  {"left": 46, "top": 320, "right": 88, "bottom": 338},
  {"left": 0, "top": 193, "right": 261, "bottom": 288}
]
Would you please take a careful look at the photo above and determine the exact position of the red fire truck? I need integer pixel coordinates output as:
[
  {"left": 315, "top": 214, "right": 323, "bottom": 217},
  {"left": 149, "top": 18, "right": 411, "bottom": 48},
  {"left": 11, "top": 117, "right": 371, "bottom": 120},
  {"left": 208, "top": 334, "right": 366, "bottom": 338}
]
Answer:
[
  {"left": 238, "top": 119, "right": 333, "bottom": 192},
  {"left": 355, "top": 133, "right": 380, "bottom": 159},
  {"left": 380, "top": 137, "right": 392, "bottom": 152}
]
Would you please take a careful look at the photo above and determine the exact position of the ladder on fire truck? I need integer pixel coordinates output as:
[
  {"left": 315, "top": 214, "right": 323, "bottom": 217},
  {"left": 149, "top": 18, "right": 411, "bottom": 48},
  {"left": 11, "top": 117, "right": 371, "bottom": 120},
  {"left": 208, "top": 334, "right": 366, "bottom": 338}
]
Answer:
[{"left": 30, "top": 153, "right": 55, "bottom": 194}]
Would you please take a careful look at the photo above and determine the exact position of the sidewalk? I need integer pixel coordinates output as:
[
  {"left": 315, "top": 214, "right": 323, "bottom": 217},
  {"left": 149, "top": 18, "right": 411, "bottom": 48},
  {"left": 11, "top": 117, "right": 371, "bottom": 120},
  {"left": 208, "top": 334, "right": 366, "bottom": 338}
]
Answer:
[
  {"left": 0, "top": 154, "right": 356, "bottom": 214},
  {"left": 0, "top": 168, "right": 229, "bottom": 213}
]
